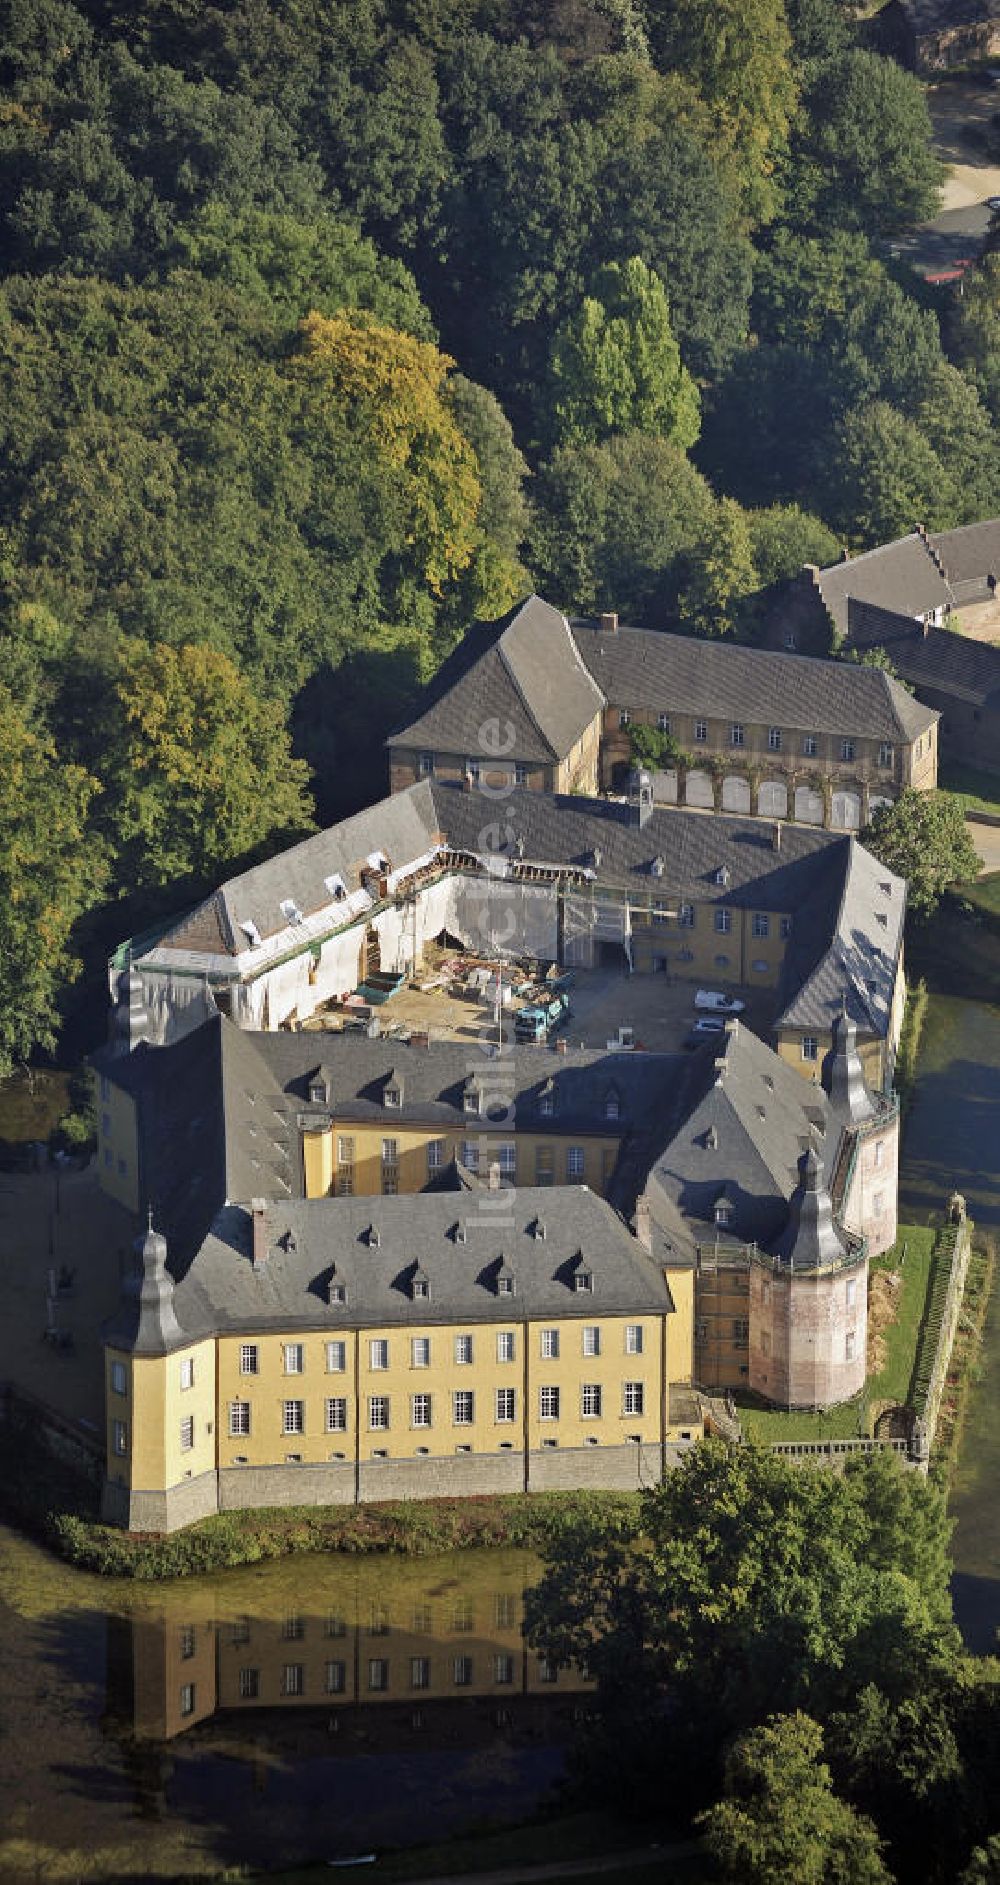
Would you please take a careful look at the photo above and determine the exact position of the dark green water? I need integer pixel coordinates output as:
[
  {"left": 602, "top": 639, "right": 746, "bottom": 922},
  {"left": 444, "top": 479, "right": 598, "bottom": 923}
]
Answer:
[
  {"left": 898, "top": 994, "right": 1000, "bottom": 1653},
  {"left": 0, "top": 1531, "right": 575, "bottom": 1881}
]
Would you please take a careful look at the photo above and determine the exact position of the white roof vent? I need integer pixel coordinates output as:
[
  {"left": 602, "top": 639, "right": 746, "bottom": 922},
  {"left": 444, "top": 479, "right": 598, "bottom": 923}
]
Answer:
[
  {"left": 366, "top": 850, "right": 387, "bottom": 871},
  {"left": 280, "top": 898, "right": 304, "bottom": 925},
  {"left": 324, "top": 873, "right": 347, "bottom": 901},
  {"left": 239, "top": 919, "right": 262, "bottom": 948},
  {"left": 651, "top": 856, "right": 665, "bottom": 878}
]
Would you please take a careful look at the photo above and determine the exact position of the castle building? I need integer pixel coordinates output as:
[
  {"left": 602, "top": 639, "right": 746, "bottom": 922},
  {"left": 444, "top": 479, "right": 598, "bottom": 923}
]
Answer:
[
  {"left": 110, "top": 776, "right": 907, "bottom": 1092},
  {"left": 387, "top": 594, "right": 939, "bottom": 827}
]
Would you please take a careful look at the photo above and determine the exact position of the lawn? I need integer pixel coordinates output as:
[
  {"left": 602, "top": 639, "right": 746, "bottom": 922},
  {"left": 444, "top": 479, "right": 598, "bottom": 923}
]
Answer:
[
  {"left": 939, "top": 763, "right": 1000, "bottom": 822},
  {"left": 963, "top": 872, "right": 1000, "bottom": 923},
  {"left": 258, "top": 1812, "right": 707, "bottom": 1884},
  {"left": 737, "top": 1224, "right": 942, "bottom": 1445}
]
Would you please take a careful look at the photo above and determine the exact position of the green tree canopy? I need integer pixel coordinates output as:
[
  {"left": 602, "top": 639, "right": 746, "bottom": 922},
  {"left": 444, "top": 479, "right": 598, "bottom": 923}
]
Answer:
[
  {"left": 862, "top": 789, "right": 981, "bottom": 920},
  {"left": 0, "top": 684, "right": 105, "bottom": 1075},
  {"left": 109, "top": 640, "right": 315, "bottom": 890},
  {"left": 549, "top": 256, "right": 700, "bottom": 448},
  {"left": 677, "top": 497, "right": 758, "bottom": 635},
  {"left": 699, "top": 1713, "right": 891, "bottom": 1885},
  {"left": 794, "top": 49, "right": 943, "bottom": 239}
]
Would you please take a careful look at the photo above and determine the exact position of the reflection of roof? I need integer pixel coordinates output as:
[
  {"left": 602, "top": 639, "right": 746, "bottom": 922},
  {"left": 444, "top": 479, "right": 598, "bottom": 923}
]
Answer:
[
  {"left": 156, "top": 1188, "right": 674, "bottom": 1350},
  {"left": 571, "top": 619, "right": 936, "bottom": 743},
  {"left": 388, "top": 595, "right": 605, "bottom": 763}
]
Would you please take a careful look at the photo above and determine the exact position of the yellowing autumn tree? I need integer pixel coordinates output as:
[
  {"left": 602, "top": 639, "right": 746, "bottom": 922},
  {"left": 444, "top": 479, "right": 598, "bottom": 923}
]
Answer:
[
  {"left": 292, "top": 310, "right": 482, "bottom": 593},
  {"left": 112, "top": 640, "right": 315, "bottom": 888}
]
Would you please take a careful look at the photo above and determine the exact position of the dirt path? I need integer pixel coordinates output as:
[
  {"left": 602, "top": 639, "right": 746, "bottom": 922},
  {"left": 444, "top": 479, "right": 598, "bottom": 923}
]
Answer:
[{"left": 927, "top": 82, "right": 1000, "bottom": 212}]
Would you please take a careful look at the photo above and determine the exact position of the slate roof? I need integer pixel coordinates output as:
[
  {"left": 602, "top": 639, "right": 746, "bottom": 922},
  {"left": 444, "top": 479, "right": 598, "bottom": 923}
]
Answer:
[
  {"left": 776, "top": 838, "right": 905, "bottom": 1040},
  {"left": 570, "top": 620, "right": 936, "bottom": 744},
  {"left": 814, "top": 534, "right": 952, "bottom": 638},
  {"left": 900, "top": 0, "right": 1000, "bottom": 31},
  {"left": 388, "top": 595, "right": 606, "bottom": 763},
  {"left": 645, "top": 1021, "right": 832, "bottom": 1251},
  {"left": 846, "top": 604, "right": 1000, "bottom": 710},
  {"left": 930, "top": 519, "right": 1000, "bottom": 591},
  {"left": 138, "top": 1188, "right": 673, "bottom": 1351}
]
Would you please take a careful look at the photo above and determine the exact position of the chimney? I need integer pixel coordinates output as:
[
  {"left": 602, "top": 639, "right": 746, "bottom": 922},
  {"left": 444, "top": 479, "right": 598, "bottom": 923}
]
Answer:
[
  {"left": 772, "top": 821, "right": 782, "bottom": 852},
  {"left": 802, "top": 563, "right": 820, "bottom": 589},
  {"left": 600, "top": 611, "right": 619, "bottom": 636},
  {"left": 410, "top": 1030, "right": 429, "bottom": 1049},
  {"left": 488, "top": 1162, "right": 502, "bottom": 1191},
  {"left": 554, "top": 1036, "right": 568, "bottom": 1055},
  {"left": 635, "top": 1193, "right": 652, "bottom": 1252},
  {"left": 251, "top": 1199, "right": 268, "bottom": 1269},
  {"left": 922, "top": 615, "right": 932, "bottom": 638}
]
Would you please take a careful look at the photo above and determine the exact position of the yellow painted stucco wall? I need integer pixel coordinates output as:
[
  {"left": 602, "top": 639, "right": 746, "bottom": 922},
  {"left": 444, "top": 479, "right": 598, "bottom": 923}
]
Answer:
[
  {"left": 107, "top": 1342, "right": 216, "bottom": 1495},
  {"left": 96, "top": 1076, "right": 139, "bottom": 1212},
  {"left": 302, "top": 1120, "right": 622, "bottom": 1199},
  {"left": 664, "top": 1264, "right": 695, "bottom": 1394}
]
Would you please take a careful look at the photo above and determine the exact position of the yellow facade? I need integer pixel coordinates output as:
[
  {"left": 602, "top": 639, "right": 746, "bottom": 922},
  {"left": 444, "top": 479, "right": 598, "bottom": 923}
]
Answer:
[
  {"left": 663, "top": 1264, "right": 695, "bottom": 1394},
  {"left": 302, "top": 1119, "right": 622, "bottom": 1200},
  {"left": 96, "top": 1075, "right": 140, "bottom": 1212},
  {"left": 106, "top": 1341, "right": 217, "bottom": 1499},
  {"left": 629, "top": 900, "right": 788, "bottom": 990}
]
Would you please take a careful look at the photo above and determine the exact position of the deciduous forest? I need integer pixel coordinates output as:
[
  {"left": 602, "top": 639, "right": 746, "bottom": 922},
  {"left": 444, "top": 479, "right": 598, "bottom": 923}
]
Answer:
[{"left": 1, "top": 0, "right": 998, "bottom": 1069}]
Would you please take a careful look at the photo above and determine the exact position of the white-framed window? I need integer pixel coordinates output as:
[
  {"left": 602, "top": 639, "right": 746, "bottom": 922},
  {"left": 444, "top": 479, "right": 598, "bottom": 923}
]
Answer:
[
  {"left": 731, "top": 722, "right": 745, "bottom": 746},
  {"left": 180, "top": 1356, "right": 195, "bottom": 1391},
  {"left": 282, "top": 1664, "right": 304, "bottom": 1697},
  {"left": 840, "top": 738, "right": 856, "bottom": 763},
  {"left": 497, "top": 1273, "right": 514, "bottom": 1297},
  {"left": 540, "top": 1385, "right": 560, "bottom": 1420},
  {"left": 113, "top": 1418, "right": 127, "bottom": 1457},
  {"left": 110, "top": 1360, "right": 127, "bottom": 1396},
  {"left": 497, "top": 1331, "right": 516, "bottom": 1363},
  {"left": 411, "top": 1392, "right": 432, "bottom": 1428},
  {"left": 845, "top": 1331, "right": 856, "bottom": 1363},
  {"left": 583, "top": 1325, "right": 601, "bottom": 1357},
  {"left": 714, "top": 908, "right": 731, "bottom": 933},
  {"left": 282, "top": 1614, "right": 304, "bottom": 1640},
  {"left": 326, "top": 1660, "right": 346, "bottom": 1693},
  {"left": 803, "top": 735, "right": 817, "bottom": 757},
  {"left": 455, "top": 1334, "right": 473, "bottom": 1365},
  {"left": 180, "top": 1416, "right": 194, "bottom": 1452},
  {"left": 369, "top": 1396, "right": 390, "bottom": 1431},
  {"left": 326, "top": 1340, "right": 346, "bottom": 1373},
  {"left": 801, "top": 1036, "right": 818, "bottom": 1062},
  {"left": 497, "top": 1142, "right": 517, "bottom": 1176},
  {"left": 625, "top": 1324, "right": 643, "bottom": 1355},
  {"left": 678, "top": 903, "right": 695, "bottom": 928},
  {"left": 879, "top": 742, "right": 893, "bottom": 769},
  {"left": 239, "top": 1667, "right": 260, "bottom": 1699},
  {"left": 370, "top": 1338, "right": 389, "bottom": 1371},
  {"left": 240, "top": 1343, "right": 258, "bottom": 1376},
  {"left": 538, "top": 1656, "right": 559, "bottom": 1684},
  {"left": 466, "top": 757, "right": 481, "bottom": 783},
  {"left": 413, "top": 1277, "right": 429, "bottom": 1300},
  {"left": 619, "top": 709, "right": 630, "bottom": 728},
  {"left": 461, "top": 1140, "right": 480, "bottom": 1170},
  {"left": 229, "top": 1401, "right": 251, "bottom": 1438},
  {"left": 874, "top": 1140, "right": 885, "bottom": 1169},
  {"left": 768, "top": 727, "right": 782, "bottom": 751},
  {"left": 846, "top": 1277, "right": 857, "bottom": 1309},
  {"left": 623, "top": 1381, "right": 645, "bottom": 1416},
  {"left": 284, "top": 1343, "right": 304, "bottom": 1375},
  {"left": 411, "top": 1336, "right": 431, "bottom": 1368},
  {"left": 515, "top": 762, "right": 528, "bottom": 786},
  {"left": 180, "top": 1683, "right": 195, "bottom": 1716},
  {"left": 715, "top": 1201, "right": 732, "bottom": 1226},
  {"left": 581, "top": 1384, "right": 602, "bottom": 1418},
  {"left": 418, "top": 751, "right": 435, "bottom": 776},
  {"left": 337, "top": 1136, "right": 354, "bottom": 1164},
  {"left": 427, "top": 1138, "right": 445, "bottom": 1172},
  {"left": 410, "top": 1656, "right": 430, "bottom": 1689},
  {"left": 326, "top": 1397, "right": 348, "bottom": 1433},
  {"left": 453, "top": 1390, "right": 475, "bottom": 1425},
  {"left": 283, "top": 1400, "right": 304, "bottom": 1435},
  {"left": 540, "top": 1328, "right": 559, "bottom": 1359},
  {"left": 658, "top": 712, "right": 671, "bottom": 733},
  {"left": 694, "top": 720, "right": 708, "bottom": 742},
  {"left": 752, "top": 912, "right": 769, "bottom": 939},
  {"left": 566, "top": 1146, "right": 585, "bottom": 1178},
  {"left": 494, "top": 1653, "right": 514, "bottom": 1684},
  {"left": 368, "top": 1658, "right": 388, "bottom": 1691},
  {"left": 574, "top": 1270, "right": 593, "bottom": 1293},
  {"left": 453, "top": 1655, "right": 474, "bottom": 1686},
  {"left": 496, "top": 1387, "right": 516, "bottom": 1423},
  {"left": 381, "top": 1138, "right": 398, "bottom": 1164},
  {"left": 539, "top": 1089, "right": 555, "bottom": 1117}
]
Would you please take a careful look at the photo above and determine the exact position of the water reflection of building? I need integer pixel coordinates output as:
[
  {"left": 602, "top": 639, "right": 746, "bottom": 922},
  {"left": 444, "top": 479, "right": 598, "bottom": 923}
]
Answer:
[{"left": 105, "top": 1578, "right": 590, "bottom": 1747}]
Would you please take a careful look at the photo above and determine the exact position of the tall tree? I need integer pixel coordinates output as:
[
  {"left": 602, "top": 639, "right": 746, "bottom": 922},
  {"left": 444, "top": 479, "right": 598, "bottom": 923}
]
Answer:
[
  {"left": 700, "top": 1714, "right": 891, "bottom": 1885},
  {"left": 862, "top": 790, "right": 981, "bottom": 920},
  {"left": 549, "top": 256, "right": 700, "bottom": 448}
]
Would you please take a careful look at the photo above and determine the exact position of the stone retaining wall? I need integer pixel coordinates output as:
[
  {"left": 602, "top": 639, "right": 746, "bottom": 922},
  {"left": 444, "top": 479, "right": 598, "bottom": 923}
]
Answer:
[{"left": 920, "top": 1221, "right": 972, "bottom": 1461}]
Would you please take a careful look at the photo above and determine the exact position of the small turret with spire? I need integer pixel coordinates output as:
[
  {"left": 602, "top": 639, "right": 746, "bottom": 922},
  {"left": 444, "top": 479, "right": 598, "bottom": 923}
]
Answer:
[
  {"left": 825, "top": 998, "right": 875, "bottom": 1125},
  {"left": 770, "top": 1144, "right": 849, "bottom": 1273},
  {"left": 130, "top": 1212, "right": 181, "bottom": 1352}
]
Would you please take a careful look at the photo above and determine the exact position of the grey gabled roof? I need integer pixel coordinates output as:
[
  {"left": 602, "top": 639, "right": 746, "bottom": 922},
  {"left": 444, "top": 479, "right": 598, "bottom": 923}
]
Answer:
[
  {"left": 645, "top": 1020, "right": 830, "bottom": 1249},
  {"left": 776, "top": 839, "right": 905, "bottom": 1041},
  {"left": 160, "top": 1187, "right": 672, "bottom": 1347},
  {"left": 570, "top": 619, "right": 937, "bottom": 744},
  {"left": 815, "top": 534, "right": 953, "bottom": 638},
  {"left": 143, "top": 782, "right": 443, "bottom": 957},
  {"left": 930, "top": 519, "right": 1000, "bottom": 591},
  {"left": 388, "top": 595, "right": 605, "bottom": 763}
]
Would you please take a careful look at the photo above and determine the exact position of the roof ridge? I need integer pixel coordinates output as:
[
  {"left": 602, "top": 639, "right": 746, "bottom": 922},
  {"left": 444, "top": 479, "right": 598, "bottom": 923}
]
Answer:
[{"left": 497, "top": 596, "right": 605, "bottom": 759}]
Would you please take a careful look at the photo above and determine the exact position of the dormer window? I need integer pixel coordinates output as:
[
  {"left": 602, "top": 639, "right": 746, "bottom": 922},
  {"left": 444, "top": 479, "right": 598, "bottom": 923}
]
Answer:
[
  {"left": 280, "top": 898, "right": 304, "bottom": 925},
  {"left": 714, "top": 1200, "right": 732, "bottom": 1227},
  {"left": 658, "top": 713, "right": 671, "bottom": 734},
  {"left": 308, "top": 1078, "right": 328, "bottom": 1105},
  {"left": 714, "top": 865, "right": 730, "bottom": 888},
  {"left": 463, "top": 1081, "right": 482, "bottom": 1117},
  {"left": 412, "top": 1270, "right": 430, "bottom": 1301},
  {"left": 604, "top": 1090, "right": 620, "bottom": 1123},
  {"left": 453, "top": 1222, "right": 467, "bottom": 1244},
  {"left": 574, "top": 1270, "right": 593, "bottom": 1293},
  {"left": 533, "top": 1219, "right": 546, "bottom": 1241},
  {"left": 239, "top": 919, "right": 262, "bottom": 948},
  {"left": 324, "top": 873, "right": 347, "bottom": 901},
  {"left": 384, "top": 1074, "right": 402, "bottom": 1108},
  {"left": 704, "top": 1126, "right": 718, "bottom": 1150},
  {"left": 539, "top": 1079, "right": 555, "bottom": 1118},
  {"left": 366, "top": 1225, "right": 380, "bottom": 1248},
  {"left": 651, "top": 856, "right": 665, "bottom": 878},
  {"left": 328, "top": 1273, "right": 346, "bottom": 1306},
  {"left": 496, "top": 1262, "right": 516, "bottom": 1297}
]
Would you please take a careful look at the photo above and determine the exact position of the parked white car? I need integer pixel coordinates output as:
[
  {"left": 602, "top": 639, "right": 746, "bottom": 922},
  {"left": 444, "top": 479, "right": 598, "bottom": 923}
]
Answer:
[
  {"left": 691, "top": 1016, "right": 728, "bottom": 1034},
  {"left": 694, "top": 990, "right": 745, "bottom": 1014}
]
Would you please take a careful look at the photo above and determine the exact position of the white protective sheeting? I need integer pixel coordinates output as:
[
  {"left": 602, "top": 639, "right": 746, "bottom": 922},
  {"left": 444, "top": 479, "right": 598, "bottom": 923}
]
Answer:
[{"left": 135, "top": 970, "right": 216, "bottom": 1045}]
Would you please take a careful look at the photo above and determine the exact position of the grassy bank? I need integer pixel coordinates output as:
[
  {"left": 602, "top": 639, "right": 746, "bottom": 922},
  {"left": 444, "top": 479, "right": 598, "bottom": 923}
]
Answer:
[
  {"left": 258, "top": 1813, "right": 706, "bottom": 1885},
  {"left": 0, "top": 1424, "right": 637, "bottom": 1578},
  {"left": 940, "top": 764, "right": 1000, "bottom": 822},
  {"left": 894, "top": 977, "right": 930, "bottom": 1114},
  {"left": 931, "top": 1234, "right": 997, "bottom": 1486}
]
